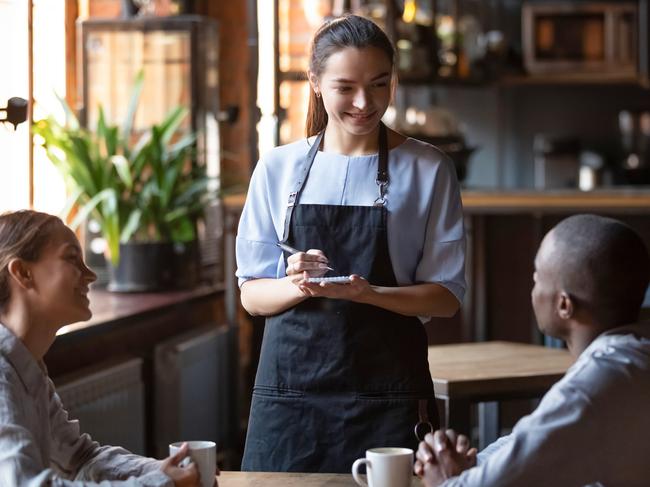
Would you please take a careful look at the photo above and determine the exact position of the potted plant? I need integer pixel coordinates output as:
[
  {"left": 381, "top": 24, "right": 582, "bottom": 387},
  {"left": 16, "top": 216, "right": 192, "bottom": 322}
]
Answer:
[{"left": 33, "top": 73, "right": 216, "bottom": 291}]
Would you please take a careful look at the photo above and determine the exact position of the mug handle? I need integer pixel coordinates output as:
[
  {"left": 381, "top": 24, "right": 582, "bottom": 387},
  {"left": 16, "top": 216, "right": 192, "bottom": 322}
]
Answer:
[{"left": 352, "top": 458, "right": 370, "bottom": 487}]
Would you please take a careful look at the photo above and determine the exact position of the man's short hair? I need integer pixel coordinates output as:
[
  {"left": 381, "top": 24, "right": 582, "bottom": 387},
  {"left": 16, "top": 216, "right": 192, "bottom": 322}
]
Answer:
[{"left": 551, "top": 214, "right": 650, "bottom": 324}]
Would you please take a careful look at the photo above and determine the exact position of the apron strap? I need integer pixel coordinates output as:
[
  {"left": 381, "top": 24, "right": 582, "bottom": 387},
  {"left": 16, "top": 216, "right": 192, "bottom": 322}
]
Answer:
[
  {"left": 374, "top": 123, "right": 389, "bottom": 207},
  {"left": 281, "top": 123, "right": 390, "bottom": 241},
  {"left": 281, "top": 131, "right": 324, "bottom": 243},
  {"left": 377, "top": 122, "right": 388, "bottom": 184}
]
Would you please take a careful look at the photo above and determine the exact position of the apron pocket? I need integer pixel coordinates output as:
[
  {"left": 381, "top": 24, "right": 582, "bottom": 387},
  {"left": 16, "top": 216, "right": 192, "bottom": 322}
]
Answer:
[
  {"left": 355, "top": 391, "right": 426, "bottom": 401},
  {"left": 243, "top": 391, "right": 307, "bottom": 471},
  {"left": 252, "top": 385, "right": 305, "bottom": 399},
  {"left": 343, "top": 392, "right": 437, "bottom": 457}
]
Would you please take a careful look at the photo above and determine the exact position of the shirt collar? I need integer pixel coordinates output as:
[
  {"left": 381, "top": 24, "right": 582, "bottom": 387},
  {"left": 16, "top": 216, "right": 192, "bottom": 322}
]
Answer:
[
  {"left": 0, "top": 323, "right": 47, "bottom": 394},
  {"left": 600, "top": 320, "right": 650, "bottom": 340}
]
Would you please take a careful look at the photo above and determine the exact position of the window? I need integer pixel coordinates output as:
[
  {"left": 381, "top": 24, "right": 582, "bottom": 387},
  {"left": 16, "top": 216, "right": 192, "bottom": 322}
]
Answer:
[
  {"left": 0, "top": 0, "right": 30, "bottom": 211},
  {"left": 0, "top": 0, "right": 67, "bottom": 214}
]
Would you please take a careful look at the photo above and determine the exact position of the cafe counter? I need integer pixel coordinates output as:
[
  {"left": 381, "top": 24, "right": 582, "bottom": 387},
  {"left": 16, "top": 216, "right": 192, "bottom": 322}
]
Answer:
[
  {"left": 461, "top": 188, "right": 650, "bottom": 214},
  {"left": 456, "top": 188, "right": 650, "bottom": 346}
]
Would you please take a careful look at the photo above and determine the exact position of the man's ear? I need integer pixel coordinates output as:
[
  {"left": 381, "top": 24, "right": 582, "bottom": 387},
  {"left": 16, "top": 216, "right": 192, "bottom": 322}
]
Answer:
[
  {"left": 557, "top": 291, "right": 574, "bottom": 320},
  {"left": 6, "top": 258, "right": 34, "bottom": 291}
]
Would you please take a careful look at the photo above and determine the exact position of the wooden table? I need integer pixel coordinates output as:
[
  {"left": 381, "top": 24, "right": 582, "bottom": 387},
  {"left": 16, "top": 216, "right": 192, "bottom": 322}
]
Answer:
[
  {"left": 428, "top": 341, "right": 574, "bottom": 448},
  {"left": 220, "top": 471, "right": 423, "bottom": 486}
]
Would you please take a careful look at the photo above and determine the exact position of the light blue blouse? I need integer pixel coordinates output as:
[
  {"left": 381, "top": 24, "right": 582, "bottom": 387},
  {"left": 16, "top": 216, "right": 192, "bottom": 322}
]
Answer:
[{"left": 235, "top": 136, "right": 466, "bottom": 319}]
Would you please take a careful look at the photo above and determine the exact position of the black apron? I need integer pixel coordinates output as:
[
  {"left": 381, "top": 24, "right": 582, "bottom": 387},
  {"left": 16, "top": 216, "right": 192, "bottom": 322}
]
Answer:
[{"left": 242, "top": 124, "right": 438, "bottom": 473}]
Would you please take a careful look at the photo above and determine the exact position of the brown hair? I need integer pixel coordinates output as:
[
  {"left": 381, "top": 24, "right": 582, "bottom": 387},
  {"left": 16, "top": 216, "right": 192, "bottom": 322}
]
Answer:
[
  {"left": 306, "top": 14, "right": 396, "bottom": 137},
  {"left": 0, "top": 210, "right": 62, "bottom": 312}
]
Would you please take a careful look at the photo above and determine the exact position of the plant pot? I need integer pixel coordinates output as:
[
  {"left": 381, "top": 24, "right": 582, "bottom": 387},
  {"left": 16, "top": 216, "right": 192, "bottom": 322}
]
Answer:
[{"left": 107, "top": 241, "right": 200, "bottom": 292}]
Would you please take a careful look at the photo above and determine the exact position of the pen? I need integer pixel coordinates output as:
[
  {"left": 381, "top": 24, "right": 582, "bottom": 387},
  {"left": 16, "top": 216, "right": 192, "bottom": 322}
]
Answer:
[{"left": 276, "top": 242, "right": 335, "bottom": 272}]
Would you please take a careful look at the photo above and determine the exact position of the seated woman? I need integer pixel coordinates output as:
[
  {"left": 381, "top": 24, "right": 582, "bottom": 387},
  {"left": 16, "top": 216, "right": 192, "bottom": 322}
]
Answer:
[{"left": 0, "top": 210, "right": 200, "bottom": 486}]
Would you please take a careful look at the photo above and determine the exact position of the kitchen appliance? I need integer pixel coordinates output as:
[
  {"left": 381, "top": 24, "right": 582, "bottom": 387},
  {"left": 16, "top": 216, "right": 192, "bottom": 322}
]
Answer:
[
  {"left": 522, "top": 2, "right": 638, "bottom": 77},
  {"left": 618, "top": 110, "right": 650, "bottom": 185},
  {"left": 393, "top": 105, "right": 477, "bottom": 182},
  {"left": 417, "top": 134, "right": 476, "bottom": 183},
  {"left": 533, "top": 135, "right": 581, "bottom": 189}
]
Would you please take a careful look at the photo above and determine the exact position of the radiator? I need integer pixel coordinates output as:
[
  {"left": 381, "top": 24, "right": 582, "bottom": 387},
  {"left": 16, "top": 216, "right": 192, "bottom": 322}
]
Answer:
[
  {"left": 54, "top": 357, "right": 146, "bottom": 455},
  {"left": 153, "top": 324, "right": 237, "bottom": 459}
]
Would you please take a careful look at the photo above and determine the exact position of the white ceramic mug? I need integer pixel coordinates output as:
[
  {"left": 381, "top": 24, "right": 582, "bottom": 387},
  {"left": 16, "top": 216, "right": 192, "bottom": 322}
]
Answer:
[
  {"left": 351, "top": 447, "right": 414, "bottom": 487},
  {"left": 169, "top": 440, "right": 216, "bottom": 487}
]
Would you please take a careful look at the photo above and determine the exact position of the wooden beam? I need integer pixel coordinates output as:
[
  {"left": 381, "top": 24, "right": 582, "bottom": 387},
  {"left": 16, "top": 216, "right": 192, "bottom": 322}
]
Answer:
[
  {"left": 65, "top": 0, "right": 80, "bottom": 111},
  {"left": 27, "top": 0, "right": 34, "bottom": 208}
]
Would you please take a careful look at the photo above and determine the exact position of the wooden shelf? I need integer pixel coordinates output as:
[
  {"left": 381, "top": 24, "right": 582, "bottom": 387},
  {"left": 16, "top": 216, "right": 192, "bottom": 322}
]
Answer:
[
  {"left": 462, "top": 188, "right": 650, "bottom": 213},
  {"left": 499, "top": 72, "right": 643, "bottom": 86}
]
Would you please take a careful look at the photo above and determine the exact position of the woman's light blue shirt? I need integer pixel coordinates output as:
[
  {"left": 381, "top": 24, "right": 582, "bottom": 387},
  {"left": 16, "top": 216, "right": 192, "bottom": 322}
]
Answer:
[{"left": 235, "top": 136, "right": 466, "bottom": 320}]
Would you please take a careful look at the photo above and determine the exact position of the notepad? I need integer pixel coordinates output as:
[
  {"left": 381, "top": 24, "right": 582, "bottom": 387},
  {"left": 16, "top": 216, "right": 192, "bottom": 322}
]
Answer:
[{"left": 305, "top": 276, "right": 352, "bottom": 284}]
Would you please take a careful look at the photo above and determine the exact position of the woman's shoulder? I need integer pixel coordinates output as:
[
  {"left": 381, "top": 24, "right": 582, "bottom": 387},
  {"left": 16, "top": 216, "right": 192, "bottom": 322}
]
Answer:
[
  {"left": 392, "top": 136, "right": 455, "bottom": 173},
  {"left": 259, "top": 138, "right": 312, "bottom": 169},
  {"left": 394, "top": 136, "right": 448, "bottom": 161}
]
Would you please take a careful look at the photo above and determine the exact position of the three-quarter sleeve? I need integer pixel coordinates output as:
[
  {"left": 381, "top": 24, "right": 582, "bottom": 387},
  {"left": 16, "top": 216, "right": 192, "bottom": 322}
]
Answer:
[
  {"left": 47, "top": 379, "right": 170, "bottom": 485},
  {"left": 0, "top": 373, "right": 171, "bottom": 487},
  {"left": 236, "top": 158, "right": 284, "bottom": 287},
  {"left": 414, "top": 155, "right": 466, "bottom": 304}
]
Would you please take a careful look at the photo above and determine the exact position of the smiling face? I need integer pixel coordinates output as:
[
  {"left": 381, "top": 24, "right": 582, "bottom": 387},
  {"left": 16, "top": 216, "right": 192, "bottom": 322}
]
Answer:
[
  {"left": 28, "top": 223, "right": 97, "bottom": 328},
  {"left": 311, "top": 46, "right": 393, "bottom": 137}
]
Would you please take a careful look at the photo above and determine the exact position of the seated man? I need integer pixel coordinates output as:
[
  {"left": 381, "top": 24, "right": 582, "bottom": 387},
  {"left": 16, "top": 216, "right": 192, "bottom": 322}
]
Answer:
[{"left": 415, "top": 214, "right": 650, "bottom": 487}]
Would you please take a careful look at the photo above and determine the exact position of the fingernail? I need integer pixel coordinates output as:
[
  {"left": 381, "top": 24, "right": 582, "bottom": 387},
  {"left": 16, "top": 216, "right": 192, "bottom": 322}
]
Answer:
[
  {"left": 434, "top": 436, "right": 447, "bottom": 452},
  {"left": 318, "top": 263, "right": 329, "bottom": 269}
]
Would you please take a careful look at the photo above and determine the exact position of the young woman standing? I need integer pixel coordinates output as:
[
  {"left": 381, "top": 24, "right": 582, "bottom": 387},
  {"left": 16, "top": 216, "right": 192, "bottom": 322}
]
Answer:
[{"left": 236, "top": 15, "right": 465, "bottom": 473}]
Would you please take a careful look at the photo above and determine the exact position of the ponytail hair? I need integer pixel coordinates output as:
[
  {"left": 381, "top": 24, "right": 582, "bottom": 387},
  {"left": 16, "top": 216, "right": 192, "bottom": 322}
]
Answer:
[{"left": 305, "top": 14, "right": 396, "bottom": 137}]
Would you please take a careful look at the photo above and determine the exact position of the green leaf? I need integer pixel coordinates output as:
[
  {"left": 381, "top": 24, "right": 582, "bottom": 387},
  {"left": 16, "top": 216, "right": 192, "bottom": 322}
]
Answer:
[
  {"left": 120, "top": 209, "right": 142, "bottom": 243},
  {"left": 55, "top": 92, "right": 79, "bottom": 130},
  {"left": 169, "top": 216, "right": 196, "bottom": 242},
  {"left": 59, "top": 187, "right": 84, "bottom": 222},
  {"left": 174, "top": 178, "right": 211, "bottom": 207},
  {"left": 169, "top": 133, "right": 196, "bottom": 157},
  {"left": 111, "top": 155, "right": 133, "bottom": 190},
  {"left": 159, "top": 106, "right": 188, "bottom": 145},
  {"left": 69, "top": 188, "right": 117, "bottom": 230},
  {"left": 121, "top": 70, "right": 145, "bottom": 156}
]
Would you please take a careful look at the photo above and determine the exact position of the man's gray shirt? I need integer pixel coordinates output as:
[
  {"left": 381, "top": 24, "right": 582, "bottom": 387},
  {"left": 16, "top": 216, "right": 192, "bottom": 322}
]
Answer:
[
  {"left": 0, "top": 324, "right": 173, "bottom": 486},
  {"left": 444, "top": 322, "right": 650, "bottom": 487}
]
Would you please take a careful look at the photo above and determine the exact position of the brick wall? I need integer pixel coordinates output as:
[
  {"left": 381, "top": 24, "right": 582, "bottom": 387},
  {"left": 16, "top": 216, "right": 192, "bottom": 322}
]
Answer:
[{"left": 196, "top": 0, "right": 252, "bottom": 187}]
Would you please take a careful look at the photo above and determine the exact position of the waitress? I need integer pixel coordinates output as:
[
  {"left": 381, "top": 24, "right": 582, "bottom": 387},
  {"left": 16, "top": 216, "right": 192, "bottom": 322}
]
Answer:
[{"left": 236, "top": 14, "right": 465, "bottom": 473}]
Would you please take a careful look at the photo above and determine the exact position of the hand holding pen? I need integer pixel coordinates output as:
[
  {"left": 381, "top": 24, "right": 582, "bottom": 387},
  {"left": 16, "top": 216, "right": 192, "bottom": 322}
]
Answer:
[{"left": 277, "top": 242, "right": 334, "bottom": 277}]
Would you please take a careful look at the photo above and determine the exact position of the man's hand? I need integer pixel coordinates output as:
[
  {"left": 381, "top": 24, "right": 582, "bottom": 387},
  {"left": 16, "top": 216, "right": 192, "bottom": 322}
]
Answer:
[
  {"left": 160, "top": 443, "right": 200, "bottom": 487},
  {"left": 414, "top": 430, "right": 477, "bottom": 487}
]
